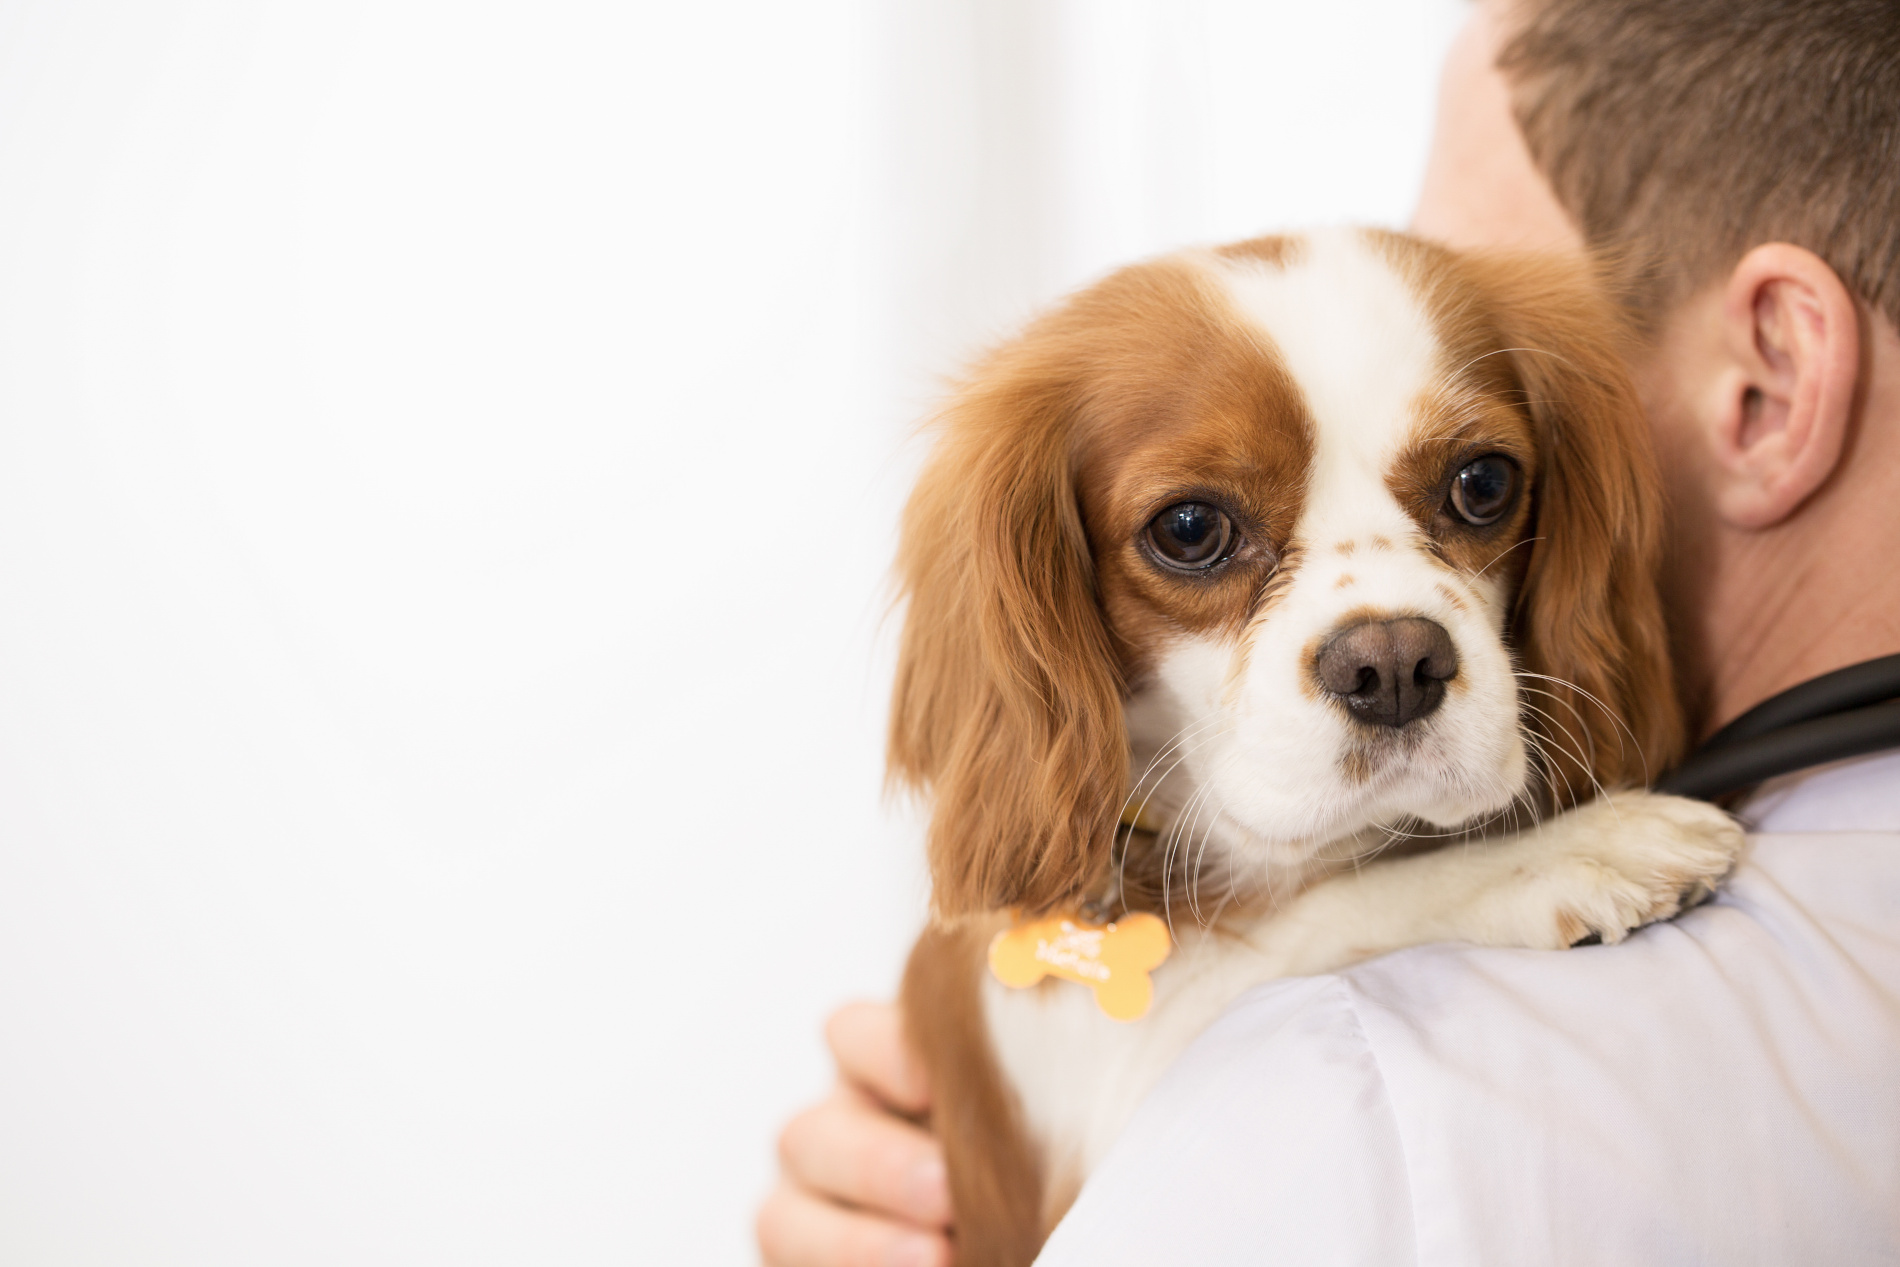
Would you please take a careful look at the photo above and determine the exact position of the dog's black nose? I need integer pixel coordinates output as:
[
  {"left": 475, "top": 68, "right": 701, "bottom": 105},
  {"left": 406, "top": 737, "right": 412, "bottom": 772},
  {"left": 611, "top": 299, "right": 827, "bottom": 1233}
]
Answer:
[{"left": 1315, "top": 617, "right": 1459, "bottom": 728}]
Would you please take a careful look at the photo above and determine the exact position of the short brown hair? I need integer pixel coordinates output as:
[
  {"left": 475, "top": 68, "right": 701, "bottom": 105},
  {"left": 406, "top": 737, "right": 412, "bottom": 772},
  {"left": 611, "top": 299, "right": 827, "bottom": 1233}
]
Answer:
[{"left": 1500, "top": 0, "right": 1900, "bottom": 332}]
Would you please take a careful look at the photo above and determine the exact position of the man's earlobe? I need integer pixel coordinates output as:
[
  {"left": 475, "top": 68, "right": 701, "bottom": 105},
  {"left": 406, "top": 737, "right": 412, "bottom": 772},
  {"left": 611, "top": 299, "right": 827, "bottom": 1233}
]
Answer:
[{"left": 1711, "top": 243, "right": 1860, "bottom": 529}]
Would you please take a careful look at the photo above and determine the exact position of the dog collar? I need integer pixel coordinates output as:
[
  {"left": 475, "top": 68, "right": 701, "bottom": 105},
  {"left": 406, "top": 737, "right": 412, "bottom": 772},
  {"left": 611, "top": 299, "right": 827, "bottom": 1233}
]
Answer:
[{"left": 985, "top": 800, "right": 1173, "bottom": 1021}]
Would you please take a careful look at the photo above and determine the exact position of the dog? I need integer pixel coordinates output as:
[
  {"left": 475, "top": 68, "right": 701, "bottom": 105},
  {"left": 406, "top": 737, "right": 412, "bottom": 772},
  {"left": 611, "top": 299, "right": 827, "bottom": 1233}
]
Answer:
[{"left": 891, "top": 227, "right": 1745, "bottom": 1266}]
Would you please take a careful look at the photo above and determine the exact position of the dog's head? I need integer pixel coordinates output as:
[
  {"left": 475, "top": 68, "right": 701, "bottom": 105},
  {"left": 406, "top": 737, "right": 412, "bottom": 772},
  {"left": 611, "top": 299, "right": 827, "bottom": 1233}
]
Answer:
[{"left": 892, "top": 228, "right": 1683, "bottom": 919}]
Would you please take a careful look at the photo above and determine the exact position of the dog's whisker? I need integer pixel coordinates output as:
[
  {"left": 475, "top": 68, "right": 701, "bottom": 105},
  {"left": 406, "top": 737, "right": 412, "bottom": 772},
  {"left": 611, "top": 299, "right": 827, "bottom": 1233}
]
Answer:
[
  {"left": 1517, "top": 717, "right": 1570, "bottom": 798},
  {"left": 1121, "top": 713, "right": 1230, "bottom": 809},
  {"left": 1516, "top": 697, "right": 1596, "bottom": 788},
  {"left": 1505, "top": 739, "right": 1548, "bottom": 829},
  {"left": 1128, "top": 719, "right": 1233, "bottom": 817},
  {"left": 1149, "top": 743, "right": 1250, "bottom": 932},
  {"left": 1517, "top": 698, "right": 1621, "bottom": 825},
  {"left": 1472, "top": 535, "right": 1545, "bottom": 581},
  {"left": 1186, "top": 756, "right": 1247, "bottom": 926},
  {"left": 1516, "top": 695, "right": 1618, "bottom": 813},
  {"left": 1117, "top": 721, "right": 1226, "bottom": 847},
  {"left": 1169, "top": 751, "right": 1236, "bottom": 931},
  {"left": 1515, "top": 682, "right": 1603, "bottom": 773},
  {"left": 1518, "top": 719, "right": 1612, "bottom": 821},
  {"left": 1444, "top": 344, "right": 1570, "bottom": 382},
  {"left": 1117, "top": 720, "right": 1233, "bottom": 918},
  {"left": 1513, "top": 670, "right": 1649, "bottom": 783},
  {"left": 1186, "top": 755, "right": 1248, "bottom": 928}
]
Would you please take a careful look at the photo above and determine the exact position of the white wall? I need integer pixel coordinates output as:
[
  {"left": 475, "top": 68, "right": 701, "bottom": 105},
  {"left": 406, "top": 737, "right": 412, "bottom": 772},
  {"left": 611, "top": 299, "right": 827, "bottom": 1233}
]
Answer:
[{"left": 0, "top": 1, "right": 1461, "bottom": 1262}]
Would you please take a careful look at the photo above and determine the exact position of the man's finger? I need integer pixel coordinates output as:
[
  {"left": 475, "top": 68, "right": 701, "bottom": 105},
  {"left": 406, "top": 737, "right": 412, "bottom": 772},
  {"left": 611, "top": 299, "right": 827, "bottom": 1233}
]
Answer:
[
  {"left": 756, "top": 1180, "right": 953, "bottom": 1267},
  {"left": 778, "top": 1087, "right": 952, "bottom": 1227},
  {"left": 826, "top": 1000, "right": 931, "bottom": 1115}
]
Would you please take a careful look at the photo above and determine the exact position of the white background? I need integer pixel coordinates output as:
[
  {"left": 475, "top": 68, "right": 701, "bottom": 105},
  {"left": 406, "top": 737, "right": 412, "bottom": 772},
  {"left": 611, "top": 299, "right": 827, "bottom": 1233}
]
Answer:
[{"left": 0, "top": 1, "right": 1462, "bottom": 1261}]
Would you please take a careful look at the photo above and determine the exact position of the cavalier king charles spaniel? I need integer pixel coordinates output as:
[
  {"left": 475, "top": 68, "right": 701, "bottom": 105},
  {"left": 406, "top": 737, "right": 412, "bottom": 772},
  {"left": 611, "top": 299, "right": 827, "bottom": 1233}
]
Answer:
[{"left": 892, "top": 228, "right": 1742, "bottom": 1265}]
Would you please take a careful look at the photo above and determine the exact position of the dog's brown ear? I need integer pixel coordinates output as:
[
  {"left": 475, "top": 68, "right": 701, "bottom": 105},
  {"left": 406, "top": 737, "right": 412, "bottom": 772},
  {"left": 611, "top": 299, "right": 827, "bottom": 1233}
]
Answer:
[
  {"left": 1467, "top": 254, "right": 1687, "bottom": 803},
  {"left": 890, "top": 334, "right": 1127, "bottom": 920}
]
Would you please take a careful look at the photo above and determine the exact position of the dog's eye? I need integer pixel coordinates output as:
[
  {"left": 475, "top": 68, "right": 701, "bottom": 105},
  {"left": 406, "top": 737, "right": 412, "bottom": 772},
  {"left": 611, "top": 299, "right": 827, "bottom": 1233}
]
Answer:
[
  {"left": 1146, "top": 502, "right": 1234, "bottom": 570},
  {"left": 1448, "top": 456, "right": 1517, "bottom": 527}
]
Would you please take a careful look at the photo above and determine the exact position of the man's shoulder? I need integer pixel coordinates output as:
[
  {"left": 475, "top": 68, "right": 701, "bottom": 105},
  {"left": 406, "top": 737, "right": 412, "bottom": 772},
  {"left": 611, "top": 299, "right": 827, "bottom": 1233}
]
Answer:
[
  {"left": 1336, "top": 828, "right": 1900, "bottom": 1030},
  {"left": 1185, "top": 830, "right": 1900, "bottom": 1094},
  {"left": 1039, "top": 832, "right": 1900, "bottom": 1266}
]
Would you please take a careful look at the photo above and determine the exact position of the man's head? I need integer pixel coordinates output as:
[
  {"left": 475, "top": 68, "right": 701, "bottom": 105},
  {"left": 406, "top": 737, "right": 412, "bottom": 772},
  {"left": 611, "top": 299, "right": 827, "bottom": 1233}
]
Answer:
[
  {"left": 1417, "top": 0, "right": 1900, "bottom": 332},
  {"left": 1501, "top": 0, "right": 1900, "bottom": 339},
  {"left": 1415, "top": 0, "right": 1900, "bottom": 734}
]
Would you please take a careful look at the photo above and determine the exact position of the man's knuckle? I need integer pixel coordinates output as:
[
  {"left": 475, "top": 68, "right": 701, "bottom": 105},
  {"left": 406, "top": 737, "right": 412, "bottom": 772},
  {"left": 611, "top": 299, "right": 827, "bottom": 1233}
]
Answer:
[
  {"left": 776, "top": 1107, "right": 821, "bottom": 1168},
  {"left": 823, "top": 1003, "right": 856, "bottom": 1057},
  {"left": 862, "top": 1136, "right": 911, "bottom": 1206},
  {"left": 841, "top": 1138, "right": 883, "bottom": 1204},
  {"left": 753, "top": 1189, "right": 792, "bottom": 1261},
  {"left": 838, "top": 1220, "right": 894, "bottom": 1267}
]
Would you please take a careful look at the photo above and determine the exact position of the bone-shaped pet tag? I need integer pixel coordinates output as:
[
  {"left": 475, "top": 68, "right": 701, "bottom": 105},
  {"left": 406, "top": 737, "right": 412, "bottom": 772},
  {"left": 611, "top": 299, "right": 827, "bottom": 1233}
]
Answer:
[{"left": 988, "top": 912, "right": 1172, "bottom": 1021}]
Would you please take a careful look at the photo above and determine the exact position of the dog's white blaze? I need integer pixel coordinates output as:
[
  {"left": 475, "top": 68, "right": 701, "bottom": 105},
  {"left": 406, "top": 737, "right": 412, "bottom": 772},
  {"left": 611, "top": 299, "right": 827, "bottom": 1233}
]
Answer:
[{"left": 1223, "top": 228, "right": 1440, "bottom": 491}]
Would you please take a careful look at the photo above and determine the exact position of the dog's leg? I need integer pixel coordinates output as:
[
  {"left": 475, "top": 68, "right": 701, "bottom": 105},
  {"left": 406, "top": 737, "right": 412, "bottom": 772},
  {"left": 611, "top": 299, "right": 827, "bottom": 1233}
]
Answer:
[
  {"left": 1247, "top": 790, "right": 1746, "bottom": 977},
  {"left": 901, "top": 923, "right": 1045, "bottom": 1267}
]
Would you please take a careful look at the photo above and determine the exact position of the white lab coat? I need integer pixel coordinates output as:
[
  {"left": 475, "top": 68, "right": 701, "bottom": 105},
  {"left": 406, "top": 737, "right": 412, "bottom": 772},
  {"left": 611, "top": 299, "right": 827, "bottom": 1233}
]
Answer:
[{"left": 1038, "top": 752, "right": 1900, "bottom": 1264}]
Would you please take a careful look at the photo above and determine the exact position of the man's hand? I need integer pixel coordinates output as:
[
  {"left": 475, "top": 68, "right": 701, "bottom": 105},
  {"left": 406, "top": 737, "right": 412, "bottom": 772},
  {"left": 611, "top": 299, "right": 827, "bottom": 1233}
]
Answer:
[{"left": 758, "top": 1001, "right": 954, "bottom": 1267}]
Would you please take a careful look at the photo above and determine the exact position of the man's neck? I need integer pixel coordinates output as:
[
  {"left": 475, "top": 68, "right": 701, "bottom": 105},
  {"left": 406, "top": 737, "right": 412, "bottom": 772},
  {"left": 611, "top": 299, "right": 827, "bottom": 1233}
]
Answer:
[{"left": 1694, "top": 517, "right": 1900, "bottom": 736}]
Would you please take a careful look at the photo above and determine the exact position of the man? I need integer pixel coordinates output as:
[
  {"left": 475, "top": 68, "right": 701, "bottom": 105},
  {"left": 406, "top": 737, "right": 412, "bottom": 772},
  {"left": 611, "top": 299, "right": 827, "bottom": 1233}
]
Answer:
[{"left": 759, "top": 0, "right": 1900, "bottom": 1261}]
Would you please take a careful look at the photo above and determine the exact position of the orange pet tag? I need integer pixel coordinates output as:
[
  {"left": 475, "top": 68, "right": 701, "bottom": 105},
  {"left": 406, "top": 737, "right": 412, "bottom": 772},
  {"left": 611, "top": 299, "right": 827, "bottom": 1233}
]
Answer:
[{"left": 988, "top": 912, "right": 1172, "bottom": 1021}]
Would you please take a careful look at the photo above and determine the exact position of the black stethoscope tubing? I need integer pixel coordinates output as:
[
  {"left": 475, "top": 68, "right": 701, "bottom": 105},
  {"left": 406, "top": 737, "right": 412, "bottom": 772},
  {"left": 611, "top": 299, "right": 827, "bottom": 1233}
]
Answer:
[{"left": 1655, "top": 654, "right": 1900, "bottom": 800}]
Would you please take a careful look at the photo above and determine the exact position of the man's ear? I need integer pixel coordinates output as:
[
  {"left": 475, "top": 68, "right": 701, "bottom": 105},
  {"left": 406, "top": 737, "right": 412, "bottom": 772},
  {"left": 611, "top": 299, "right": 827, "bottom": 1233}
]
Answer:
[{"left": 1706, "top": 244, "right": 1861, "bottom": 529}]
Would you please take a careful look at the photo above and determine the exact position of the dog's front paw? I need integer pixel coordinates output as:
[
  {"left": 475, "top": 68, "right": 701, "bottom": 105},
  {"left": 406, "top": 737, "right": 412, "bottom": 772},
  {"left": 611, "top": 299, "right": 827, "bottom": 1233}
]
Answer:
[{"left": 1480, "top": 790, "right": 1746, "bottom": 950}]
